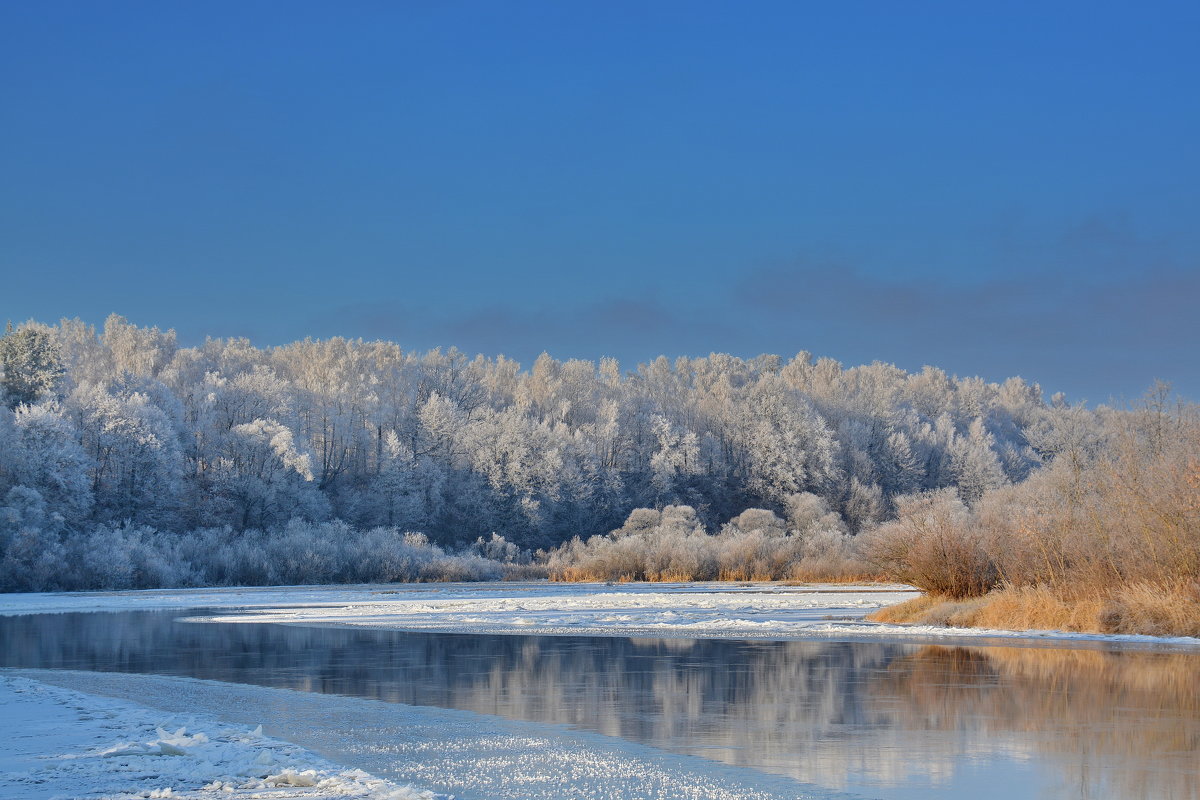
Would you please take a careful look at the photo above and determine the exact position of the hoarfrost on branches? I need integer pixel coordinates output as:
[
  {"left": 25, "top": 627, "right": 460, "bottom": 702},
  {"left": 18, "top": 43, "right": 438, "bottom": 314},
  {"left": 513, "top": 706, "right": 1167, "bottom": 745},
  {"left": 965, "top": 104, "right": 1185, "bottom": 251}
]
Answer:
[{"left": 0, "top": 317, "right": 1143, "bottom": 590}]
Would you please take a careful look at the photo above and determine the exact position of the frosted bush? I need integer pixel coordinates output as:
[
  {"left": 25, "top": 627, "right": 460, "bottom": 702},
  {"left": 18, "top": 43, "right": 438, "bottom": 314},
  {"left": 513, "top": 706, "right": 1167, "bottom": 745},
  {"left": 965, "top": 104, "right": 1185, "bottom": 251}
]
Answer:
[
  {"left": 471, "top": 532, "right": 527, "bottom": 564},
  {"left": 0, "top": 513, "right": 514, "bottom": 591},
  {"left": 726, "top": 508, "right": 787, "bottom": 537},
  {"left": 546, "top": 505, "right": 868, "bottom": 582},
  {"left": 613, "top": 508, "right": 661, "bottom": 537}
]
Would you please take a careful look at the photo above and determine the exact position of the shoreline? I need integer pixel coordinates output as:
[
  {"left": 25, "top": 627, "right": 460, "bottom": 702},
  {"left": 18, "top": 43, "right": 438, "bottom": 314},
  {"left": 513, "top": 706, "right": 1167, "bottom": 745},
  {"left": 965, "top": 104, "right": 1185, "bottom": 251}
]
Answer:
[
  {"left": 868, "top": 585, "right": 1200, "bottom": 641},
  {"left": 4, "top": 669, "right": 829, "bottom": 800},
  {"left": 2, "top": 581, "right": 1198, "bottom": 649},
  {"left": 0, "top": 673, "right": 438, "bottom": 800}
]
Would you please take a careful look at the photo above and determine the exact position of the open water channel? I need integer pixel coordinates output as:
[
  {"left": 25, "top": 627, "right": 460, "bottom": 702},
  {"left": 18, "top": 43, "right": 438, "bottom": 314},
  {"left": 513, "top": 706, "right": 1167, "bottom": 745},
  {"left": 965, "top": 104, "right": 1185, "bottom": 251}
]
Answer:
[{"left": 1, "top": 609, "right": 1197, "bottom": 799}]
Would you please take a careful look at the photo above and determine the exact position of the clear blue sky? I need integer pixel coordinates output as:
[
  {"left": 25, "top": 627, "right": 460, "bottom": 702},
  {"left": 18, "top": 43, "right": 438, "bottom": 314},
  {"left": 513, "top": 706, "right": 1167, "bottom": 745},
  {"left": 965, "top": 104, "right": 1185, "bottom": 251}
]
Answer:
[{"left": 2, "top": 1, "right": 1197, "bottom": 401}]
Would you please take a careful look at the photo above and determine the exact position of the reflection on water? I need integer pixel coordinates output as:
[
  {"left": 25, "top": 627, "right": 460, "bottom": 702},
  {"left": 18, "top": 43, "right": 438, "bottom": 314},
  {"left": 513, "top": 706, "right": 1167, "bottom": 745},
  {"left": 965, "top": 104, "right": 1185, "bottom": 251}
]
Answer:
[
  {"left": 879, "top": 646, "right": 1200, "bottom": 800},
  {"left": 1, "top": 610, "right": 1197, "bottom": 799}
]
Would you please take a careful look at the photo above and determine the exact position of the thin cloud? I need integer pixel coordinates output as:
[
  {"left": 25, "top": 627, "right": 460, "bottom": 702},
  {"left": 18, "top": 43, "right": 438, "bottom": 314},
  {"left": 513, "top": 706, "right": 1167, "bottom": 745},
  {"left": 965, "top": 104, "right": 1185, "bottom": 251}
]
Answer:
[
  {"left": 314, "top": 296, "right": 743, "bottom": 367},
  {"left": 735, "top": 262, "right": 1199, "bottom": 350}
]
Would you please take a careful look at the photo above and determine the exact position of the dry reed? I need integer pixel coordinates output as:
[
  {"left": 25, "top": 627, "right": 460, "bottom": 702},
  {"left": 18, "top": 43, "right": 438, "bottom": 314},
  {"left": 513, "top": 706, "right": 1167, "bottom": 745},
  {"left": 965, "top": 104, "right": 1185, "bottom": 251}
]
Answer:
[{"left": 868, "top": 581, "right": 1200, "bottom": 637}]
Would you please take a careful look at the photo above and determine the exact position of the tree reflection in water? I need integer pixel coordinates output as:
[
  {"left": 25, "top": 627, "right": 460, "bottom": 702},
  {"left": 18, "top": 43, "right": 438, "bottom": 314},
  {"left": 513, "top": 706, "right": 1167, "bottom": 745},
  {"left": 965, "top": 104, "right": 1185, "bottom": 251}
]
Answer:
[
  {"left": 876, "top": 645, "right": 1200, "bottom": 800},
  {"left": 1, "top": 610, "right": 1196, "bottom": 799}
]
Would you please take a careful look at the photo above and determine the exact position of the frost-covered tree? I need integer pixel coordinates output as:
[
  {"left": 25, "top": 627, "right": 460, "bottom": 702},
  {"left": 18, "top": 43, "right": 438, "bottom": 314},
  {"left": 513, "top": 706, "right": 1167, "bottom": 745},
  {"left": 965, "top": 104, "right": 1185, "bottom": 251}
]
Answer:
[
  {"left": 102, "top": 314, "right": 177, "bottom": 378},
  {"left": 211, "top": 418, "right": 328, "bottom": 529},
  {"left": 950, "top": 417, "right": 1009, "bottom": 506},
  {"left": 363, "top": 429, "right": 423, "bottom": 529},
  {"left": 1, "top": 403, "right": 93, "bottom": 524},
  {"left": 71, "top": 384, "right": 184, "bottom": 526},
  {"left": 733, "top": 375, "right": 839, "bottom": 504},
  {"left": 881, "top": 429, "right": 925, "bottom": 497},
  {"left": 0, "top": 486, "right": 68, "bottom": 591},
  {"left": 0, "top": 315, "right": 1141, "bottom": 591},
  {"left": 0, "top": 323, "right": 64, "bottom": 408},
  {"left": 649, "top": 414, "right": 700, "bottom": 500}
]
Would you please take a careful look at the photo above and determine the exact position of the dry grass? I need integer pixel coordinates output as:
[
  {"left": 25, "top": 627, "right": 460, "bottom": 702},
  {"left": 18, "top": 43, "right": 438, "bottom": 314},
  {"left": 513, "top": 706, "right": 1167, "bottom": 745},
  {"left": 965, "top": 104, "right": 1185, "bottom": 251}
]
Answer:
[
  {"left": 1098, "top": 581, "right": 1200, "bottom": 637},
  {"left": 785, "top": 556, "right": 877, "bottom": 583},
  {"left": 646, "top": 569, "right": 700, "bottom": 582},
  {"left": 968, "top": 586, "right": 1105, "bottom": 632},
  {"left": 864, "top": 400, "right": 1200, "bottom": 638},
  {"left": 866, "top": 594, "right": 942, "bottom": 624},
  {"left": 548, "top": 567, "right": 639, "bottom": 582},
  {"left": 781, "top": 569, "right": 879, "bottom": 584},
  {"left": 868, "top": 581, "right": 1200, "bottom": 638},
  {"left": 868, "top": 593, "right": 989, "bottom": 627}
]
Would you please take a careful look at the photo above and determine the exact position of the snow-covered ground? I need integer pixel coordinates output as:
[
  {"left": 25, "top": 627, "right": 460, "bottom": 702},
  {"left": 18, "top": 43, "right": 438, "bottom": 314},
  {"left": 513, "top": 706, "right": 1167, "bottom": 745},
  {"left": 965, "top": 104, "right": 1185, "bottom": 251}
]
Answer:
[
  {"left": 2, "top": 581, "right": 1199, "bottom": 646},
  {"left": 0, "top": 674, "right": 438, "bottom": 800}
]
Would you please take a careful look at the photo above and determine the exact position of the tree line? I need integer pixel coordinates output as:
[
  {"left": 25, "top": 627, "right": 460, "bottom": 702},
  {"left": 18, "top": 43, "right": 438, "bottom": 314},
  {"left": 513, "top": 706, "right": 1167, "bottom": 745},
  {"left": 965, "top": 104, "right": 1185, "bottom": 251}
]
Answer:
[{"left": 0, "top": 314, "right": 1136, "bottom": 591}]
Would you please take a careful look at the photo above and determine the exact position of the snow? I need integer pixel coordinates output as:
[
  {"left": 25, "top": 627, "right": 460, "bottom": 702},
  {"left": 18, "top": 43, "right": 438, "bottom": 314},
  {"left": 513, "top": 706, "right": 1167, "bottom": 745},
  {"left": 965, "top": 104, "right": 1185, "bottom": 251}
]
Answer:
[
  {"left": 4, "top": 582, "right": 1197, "bottom": 800},
  {"left": 0, "top": 674, "right": 438, "bottom": 800},
  {"left": 2, "top": 581, "right": 1198, "bottom": 647},
  {"left": 182, "top": 583, "right": 922, "bottom": 639},
  {"left": 7, "top": 670, "right": 848, "bottom": 800},
  {"left": 182, "top": 584, "right": 1200, "bottom": 647}
]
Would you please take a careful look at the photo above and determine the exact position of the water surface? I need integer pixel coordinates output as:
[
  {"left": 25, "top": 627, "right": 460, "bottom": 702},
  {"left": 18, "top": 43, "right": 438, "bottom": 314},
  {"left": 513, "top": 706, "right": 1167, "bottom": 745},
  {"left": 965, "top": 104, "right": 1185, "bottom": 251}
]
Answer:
[{"left": 1, "top": 610, "right": 1196, "bottom": 799}]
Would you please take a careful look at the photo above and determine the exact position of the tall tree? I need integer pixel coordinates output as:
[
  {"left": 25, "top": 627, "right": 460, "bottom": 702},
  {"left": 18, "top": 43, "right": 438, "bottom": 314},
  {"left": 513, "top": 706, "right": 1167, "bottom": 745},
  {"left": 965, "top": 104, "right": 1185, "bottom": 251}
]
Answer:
[{"left": 0, "top": 323, "right": 64, "bottom": 408}]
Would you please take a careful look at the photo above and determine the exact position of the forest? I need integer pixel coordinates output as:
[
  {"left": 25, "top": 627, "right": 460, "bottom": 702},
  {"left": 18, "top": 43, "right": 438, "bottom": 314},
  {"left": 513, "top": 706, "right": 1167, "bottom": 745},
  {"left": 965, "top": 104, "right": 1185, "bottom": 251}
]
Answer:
[{"left": 1, "top": 315, "right": 1195, "bottom": 634}]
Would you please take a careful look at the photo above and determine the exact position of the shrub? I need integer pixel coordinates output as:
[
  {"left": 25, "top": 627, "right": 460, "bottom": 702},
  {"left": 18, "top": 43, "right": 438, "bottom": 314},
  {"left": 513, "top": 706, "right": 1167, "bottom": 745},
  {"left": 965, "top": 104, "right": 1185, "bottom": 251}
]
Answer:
[
  {"left": 0, "top": 511, "right": 512, "bottom": 591},
  {"left": 863, "top": 489, "right": 997, "bottom": 598},
  {"left": 546, "top": 505, "right": 871, "bottom": 582}
]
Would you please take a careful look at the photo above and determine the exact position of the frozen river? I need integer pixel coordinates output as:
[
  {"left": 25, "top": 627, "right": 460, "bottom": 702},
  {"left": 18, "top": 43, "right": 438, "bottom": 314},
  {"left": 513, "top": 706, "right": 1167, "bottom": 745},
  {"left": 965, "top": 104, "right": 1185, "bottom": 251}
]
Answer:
[{"left": 2, "top": 595, "right": 1198, "bottom": 799}]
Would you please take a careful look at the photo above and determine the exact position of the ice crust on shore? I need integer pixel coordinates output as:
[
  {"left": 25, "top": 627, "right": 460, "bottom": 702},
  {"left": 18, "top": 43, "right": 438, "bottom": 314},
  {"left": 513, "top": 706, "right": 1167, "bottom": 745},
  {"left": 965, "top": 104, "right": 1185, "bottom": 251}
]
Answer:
[
  {"left": 8, "top": 670, "right": 851, "bottom": 800},
  {"left": 0, "top": 675, "right": 438, "bottom": 799}
]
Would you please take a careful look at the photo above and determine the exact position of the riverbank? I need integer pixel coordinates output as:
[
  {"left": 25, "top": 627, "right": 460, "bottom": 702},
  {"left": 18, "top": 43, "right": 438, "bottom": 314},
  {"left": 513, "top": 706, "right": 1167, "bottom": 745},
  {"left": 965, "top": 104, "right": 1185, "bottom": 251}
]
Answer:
[
  {"left": 4, "top": 581, "right": 1197, "bottom": 647},
  {"left": 868, "top": 582, "right": 1200, "bottom": 638},
  {"left": 178, "top": 582, "right": 1200, "bottom": 647}
]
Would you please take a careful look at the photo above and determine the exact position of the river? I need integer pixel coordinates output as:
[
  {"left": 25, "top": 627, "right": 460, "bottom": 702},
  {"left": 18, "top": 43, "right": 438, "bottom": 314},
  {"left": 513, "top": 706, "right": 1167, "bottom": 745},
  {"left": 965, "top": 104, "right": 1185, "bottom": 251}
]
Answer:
[{"left": 2, "top": 608, "right": 1197, "bottom": 799}]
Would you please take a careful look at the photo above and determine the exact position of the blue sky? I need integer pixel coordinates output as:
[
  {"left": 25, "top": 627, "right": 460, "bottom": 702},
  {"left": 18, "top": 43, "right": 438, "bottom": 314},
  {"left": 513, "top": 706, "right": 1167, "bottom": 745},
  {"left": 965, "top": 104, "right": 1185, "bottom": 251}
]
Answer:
[{"left": 2, "top": 1, "right": 1197, "bottom": 401}]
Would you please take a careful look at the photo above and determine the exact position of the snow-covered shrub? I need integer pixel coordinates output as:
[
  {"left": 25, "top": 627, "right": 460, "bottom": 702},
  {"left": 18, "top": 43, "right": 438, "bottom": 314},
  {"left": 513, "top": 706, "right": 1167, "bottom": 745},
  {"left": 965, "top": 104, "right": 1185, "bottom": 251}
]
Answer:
[
  {"left": 784, "top": 492, "right": 846, "bottom": 537},
  {"left": 787, "top": 528, "right": 864, "bottom": 581},
  {"left": 471, "top": 532, "right": 528, "bottom": 564},
  {"left": 0, "top": 487, "right": 68, "bottom": 591},
  {"left": 611, "top": 508, "right": 662, "bottom": 538},
  {"left": 0, "top": 510, "right": 512, "bottom": 591},
  {"left": 726, "top": 508, "right": 788, "bottom": 538},
  {"left": 546, "top": 504, "right": 869, "bottom": 582}
]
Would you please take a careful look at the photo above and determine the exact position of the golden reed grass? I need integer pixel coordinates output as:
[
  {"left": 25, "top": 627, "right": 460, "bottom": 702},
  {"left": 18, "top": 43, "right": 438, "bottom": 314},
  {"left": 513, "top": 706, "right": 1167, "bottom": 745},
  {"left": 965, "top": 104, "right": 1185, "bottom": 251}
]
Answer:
[{"left": 868, "top": 581, "right": 1200, "bottom": 637}]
